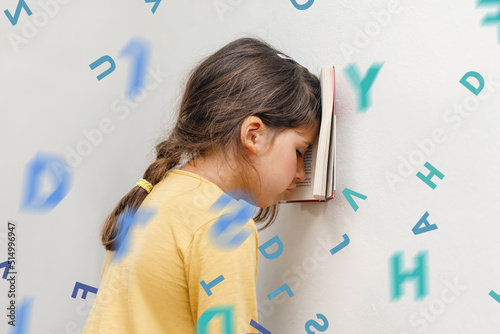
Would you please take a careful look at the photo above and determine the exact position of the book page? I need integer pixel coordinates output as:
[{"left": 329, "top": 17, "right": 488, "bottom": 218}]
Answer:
[{"left": 279, "top": 138, "right": 317, "bottom": 203}]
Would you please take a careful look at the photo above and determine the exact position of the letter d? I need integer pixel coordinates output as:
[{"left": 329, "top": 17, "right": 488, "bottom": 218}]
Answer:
[
  {"left": 459, "top": 71, "right": 484, "bottom": 96},
  {"left": 259, "top": 235, "right": 284, "bottom": 260}
]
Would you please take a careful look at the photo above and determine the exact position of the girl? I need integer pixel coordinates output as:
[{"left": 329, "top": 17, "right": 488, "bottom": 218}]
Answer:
[{"left": 82, "top": 36, "right": 321, "bottom": 333}]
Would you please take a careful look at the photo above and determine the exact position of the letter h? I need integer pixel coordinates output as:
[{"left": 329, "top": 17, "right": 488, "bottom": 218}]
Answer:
[
  {"left": 390, "top": 251, "right": 428, "bottom": 301},
  {"left": 416, "top": 162, "right": 444, "bottom": 189}
]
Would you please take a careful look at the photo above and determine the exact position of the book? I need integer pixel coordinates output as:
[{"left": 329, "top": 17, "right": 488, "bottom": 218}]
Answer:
[{"left": 279, "top": 66, "right": 336, "bottom": 203}]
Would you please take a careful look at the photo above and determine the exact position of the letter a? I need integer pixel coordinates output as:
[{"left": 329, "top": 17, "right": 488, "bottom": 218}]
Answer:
[
  {"left": 412, "top": 211, "right": 438, "bottom": 235},
  {"left": 459, "top": 71, "right": 484, "bottom": 96}
]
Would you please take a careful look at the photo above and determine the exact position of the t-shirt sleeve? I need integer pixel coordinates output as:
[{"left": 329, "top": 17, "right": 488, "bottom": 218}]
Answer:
[{"left": 184, "top": 217, "right": 259, "bottom": 334}]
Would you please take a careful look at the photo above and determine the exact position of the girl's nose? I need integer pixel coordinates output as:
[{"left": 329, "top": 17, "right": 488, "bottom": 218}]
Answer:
[{"left": 296, "top": 159, "right": 306, "bottom": 181}]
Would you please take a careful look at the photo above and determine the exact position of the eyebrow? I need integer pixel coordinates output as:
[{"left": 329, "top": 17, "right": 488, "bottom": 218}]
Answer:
[{"left": 304, "top": 141, "right": 313, "bottom": 149}]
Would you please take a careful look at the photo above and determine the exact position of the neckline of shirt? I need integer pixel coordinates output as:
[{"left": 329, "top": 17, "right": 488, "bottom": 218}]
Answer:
[{"left": 169, "top": 169, "right": 224, "bottom": 193}]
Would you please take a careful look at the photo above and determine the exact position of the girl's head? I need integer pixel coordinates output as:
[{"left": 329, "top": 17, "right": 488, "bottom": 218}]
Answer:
[{"left": 102, "top": 36, "right": 321, "bottom": 250}]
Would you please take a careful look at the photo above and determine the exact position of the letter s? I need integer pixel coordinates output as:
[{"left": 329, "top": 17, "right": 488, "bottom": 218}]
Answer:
[{"left": 305, "top": 313, "right": 329, "bottom": 333}]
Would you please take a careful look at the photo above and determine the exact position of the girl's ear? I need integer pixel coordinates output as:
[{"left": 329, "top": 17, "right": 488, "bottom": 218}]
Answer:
[{"left": 240, "top": 115, "right": 265, "bottom": 155}]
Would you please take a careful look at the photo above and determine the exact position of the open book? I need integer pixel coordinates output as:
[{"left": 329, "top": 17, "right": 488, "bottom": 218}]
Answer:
[{"left": 279, "top": 66, "right": 336, "bottom": 203}]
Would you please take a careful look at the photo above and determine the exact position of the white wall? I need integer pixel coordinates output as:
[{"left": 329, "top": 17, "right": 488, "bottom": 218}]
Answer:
[{"left": 1, "top": 0, "right": 500, "bottom": 333}]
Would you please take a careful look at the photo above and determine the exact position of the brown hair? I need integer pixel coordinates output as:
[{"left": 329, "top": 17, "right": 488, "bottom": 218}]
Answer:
[{"left": 102, "top": 37, "right": 322, "bottom": 251}]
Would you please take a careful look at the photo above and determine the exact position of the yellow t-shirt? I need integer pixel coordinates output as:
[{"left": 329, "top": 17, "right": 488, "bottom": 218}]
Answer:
[{"left": 82, "top": 169, "right": 259, "bottom": 334}]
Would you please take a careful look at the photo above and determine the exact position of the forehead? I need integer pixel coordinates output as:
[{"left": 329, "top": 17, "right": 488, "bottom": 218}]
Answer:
[{"left": 291, "top": 123, "right": 319, "bottom": 142}]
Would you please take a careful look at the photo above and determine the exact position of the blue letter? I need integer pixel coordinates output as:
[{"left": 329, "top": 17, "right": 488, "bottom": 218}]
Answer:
[
  {"left": 71, "top": 282, "right": 98, "bottom": 299},
  {"left": 208, "top": 191, "right": 257, "bottom": 250},
  {"left": 4, "top": 0, "right": 32, "bottom": 26},
  {"left": 249, "top": 319, "right": 270, "bottom": 334},
  {"left": 459, "top": 71, "right": 484, "bottom": 95},
  {"left": 416, "top": 162, "right": 444, "bottom": 189},
  {"left": 305, "top": 313, "right": 329, "bottom": 333},
  {"left": 343, "top": 62, "right": 384, "bottom": 112},
  {"left": 119, "top": 37, "right": 151, "bottom": 99},
  {"left": 113, "top": 207, "right": 158, "bottom": 263},
  {"left": 330, "top": 233, "right": 350, "bottom": 255},
  {"left": 259, "top": 235, "right": 284, "bottom": 260},
  {"left": 20, "top": 152, "right": 72, "bottom": 213},
  {"left": 268, "top": 283, "right": 294, "bottom": 300},
  {"left": 342, "top": 188, "right": 367, "bottom": 212},
  {"left": 89, "top": 55, "right": 116, "bottom": 81},
  {"left": 196, "top": 305, "right": 235, "bottom": 334},
  {"left": 9, "top": 297, "right": 33, "bottom": 334},
  {"left": 200, "top": 275, "right": 224, "bottom": 297},
  {"left": 290, "top": 0, "right": 314, "bottom": 10},
  {"left": 0, "top": 260, "right": 10, "bottom": 279},
  {"left": 390, "top": 251, "right": 428, "bottom": 301},
  {"left": 145, "top": 0, "right": 162, "bottom": 14},
  {"left": 412, "top": 212, "right": 438, "bottom": 235}
]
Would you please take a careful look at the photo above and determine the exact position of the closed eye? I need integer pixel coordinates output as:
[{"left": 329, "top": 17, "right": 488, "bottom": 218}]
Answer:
[{"left": 296, "top": 149, "right": 303, "bottom": 158}]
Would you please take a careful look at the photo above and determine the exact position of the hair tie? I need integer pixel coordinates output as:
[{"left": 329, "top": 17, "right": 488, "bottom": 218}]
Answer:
[
  {"left": 136, "top": 178, "right": 153, "bottom": 194},
  {"left": 277, "top": 53, "right": 295, "bottom": 62}
]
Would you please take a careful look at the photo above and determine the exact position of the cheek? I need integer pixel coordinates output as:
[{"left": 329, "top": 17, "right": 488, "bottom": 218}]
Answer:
[{"left": 282, "top": 151, "right": 298, "bottom": 181}]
